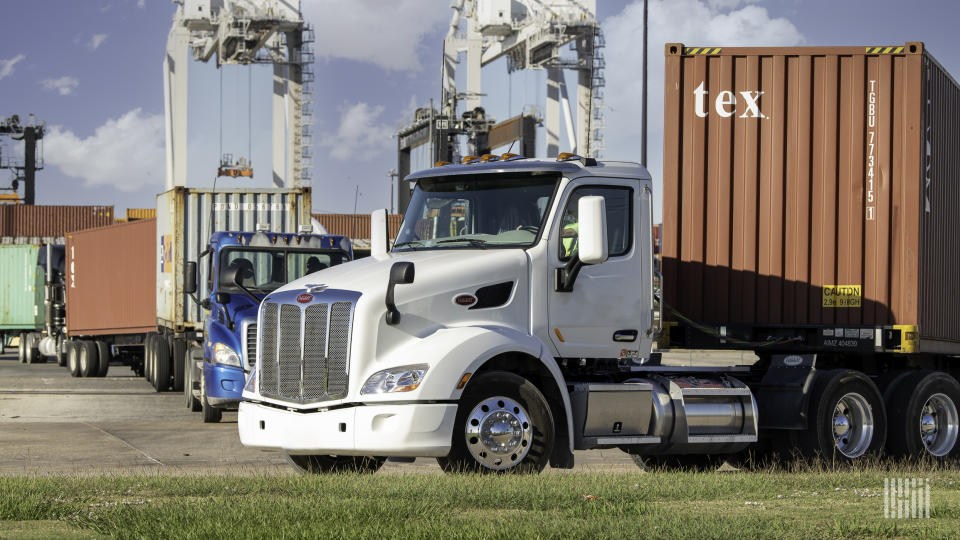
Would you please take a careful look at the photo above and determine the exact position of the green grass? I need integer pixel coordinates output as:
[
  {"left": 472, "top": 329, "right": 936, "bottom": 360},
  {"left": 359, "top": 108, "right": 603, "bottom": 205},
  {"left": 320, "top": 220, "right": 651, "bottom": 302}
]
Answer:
[{"left": 1, "top": 465, "right": 959, "bottom": 539}]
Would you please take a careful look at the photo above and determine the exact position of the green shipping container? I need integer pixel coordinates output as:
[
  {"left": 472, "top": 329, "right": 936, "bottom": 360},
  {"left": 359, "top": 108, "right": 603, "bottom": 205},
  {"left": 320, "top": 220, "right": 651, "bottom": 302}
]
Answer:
[{"left": 0, "top": 245, "right": 45, "bottom": 334}]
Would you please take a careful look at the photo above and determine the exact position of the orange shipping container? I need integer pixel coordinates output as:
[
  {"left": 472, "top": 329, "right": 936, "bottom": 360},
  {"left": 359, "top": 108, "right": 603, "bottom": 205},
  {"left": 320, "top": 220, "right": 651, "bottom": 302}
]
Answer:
[
  {"left": 661, "top": 42, "right": 960, "bottom": 352},
  {"left": 65, "top": 219, "right": 156, "bottom": 336}
]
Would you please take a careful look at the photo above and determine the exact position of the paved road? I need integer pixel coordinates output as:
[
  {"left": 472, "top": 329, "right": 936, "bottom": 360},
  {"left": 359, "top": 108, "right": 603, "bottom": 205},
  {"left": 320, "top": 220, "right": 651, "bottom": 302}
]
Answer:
[{"left": 0, "top": 348, "right": 638, "bottom": 476}]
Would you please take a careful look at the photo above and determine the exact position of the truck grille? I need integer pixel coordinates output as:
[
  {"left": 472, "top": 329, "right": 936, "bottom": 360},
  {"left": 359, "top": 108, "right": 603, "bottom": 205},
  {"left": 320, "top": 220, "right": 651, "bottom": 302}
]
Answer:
[
  {"left": 258, "top": 299, "right": 355, "bottom": 403},
  {"left": 244, "top": 322, "right": 257, "bottom": 371}
]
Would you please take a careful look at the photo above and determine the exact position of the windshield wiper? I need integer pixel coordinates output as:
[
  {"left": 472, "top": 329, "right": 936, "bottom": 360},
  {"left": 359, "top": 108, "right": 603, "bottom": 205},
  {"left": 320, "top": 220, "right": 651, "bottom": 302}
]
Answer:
[
  {"left": 392, "top": 240, "right": 424, "bottom": 250},
  {"left": 434, "top": 238, "right": 489, "bottom": 249}
]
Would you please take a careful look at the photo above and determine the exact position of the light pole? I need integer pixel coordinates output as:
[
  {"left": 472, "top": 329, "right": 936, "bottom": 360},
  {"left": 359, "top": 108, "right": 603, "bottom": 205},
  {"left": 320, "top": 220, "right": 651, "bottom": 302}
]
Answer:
[{"left": 387, "top": 169, "right": 398, "bottom": 214}]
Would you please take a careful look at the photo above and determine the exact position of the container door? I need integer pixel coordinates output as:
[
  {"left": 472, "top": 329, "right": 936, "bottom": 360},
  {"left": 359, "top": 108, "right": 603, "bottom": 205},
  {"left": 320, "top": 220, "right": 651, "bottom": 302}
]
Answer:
[{"left": 547, "top": 178, "right": 654, "bottom": 359}]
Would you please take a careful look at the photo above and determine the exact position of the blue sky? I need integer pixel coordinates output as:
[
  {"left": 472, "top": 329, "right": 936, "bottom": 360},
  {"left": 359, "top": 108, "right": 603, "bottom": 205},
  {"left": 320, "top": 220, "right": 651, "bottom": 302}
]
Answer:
[{"left": 1, "top": 0, "right": 958, "bottom": 220}]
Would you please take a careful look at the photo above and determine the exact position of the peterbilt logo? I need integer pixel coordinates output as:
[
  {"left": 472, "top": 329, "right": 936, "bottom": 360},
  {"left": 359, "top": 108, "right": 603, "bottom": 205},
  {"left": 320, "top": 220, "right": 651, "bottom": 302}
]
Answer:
[
  {"left": 454, "top": 294, "right": 477, "bottom": 307},
  {"left": 296, "top": 293, "right": 314, "bottom": 303},
  {"left": 694, "top": 82, "right": 765, "bottom": 118}
]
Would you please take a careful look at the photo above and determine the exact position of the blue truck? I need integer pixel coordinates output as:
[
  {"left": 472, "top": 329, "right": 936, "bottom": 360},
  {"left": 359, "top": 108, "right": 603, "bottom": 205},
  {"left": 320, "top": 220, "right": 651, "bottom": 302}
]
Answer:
[{"left": 182, "top": 229, "right": 353, "bottom": 422}]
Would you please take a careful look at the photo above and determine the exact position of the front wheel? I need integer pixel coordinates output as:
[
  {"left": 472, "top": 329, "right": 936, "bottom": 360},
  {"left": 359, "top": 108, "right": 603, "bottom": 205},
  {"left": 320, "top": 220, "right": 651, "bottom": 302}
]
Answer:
[
  {"left": 437, "top": 371, "right": 554, "bottom": 474},
  {"left": 286, "top": 454, "right": 386, "bottom": 474},
  {"left": 200, "top": 372, "right": 222, "bottom": 423}
]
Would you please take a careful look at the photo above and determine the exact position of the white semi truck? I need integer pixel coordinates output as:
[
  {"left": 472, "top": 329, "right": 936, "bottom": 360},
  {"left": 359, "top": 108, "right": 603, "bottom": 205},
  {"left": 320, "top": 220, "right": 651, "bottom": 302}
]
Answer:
[{"left": 238, "top": 156, "right": 960, "bottom": 473}]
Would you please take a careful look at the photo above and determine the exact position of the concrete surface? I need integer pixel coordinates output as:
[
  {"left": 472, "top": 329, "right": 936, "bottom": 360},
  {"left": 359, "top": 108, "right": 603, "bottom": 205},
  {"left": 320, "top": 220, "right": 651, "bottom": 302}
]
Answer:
[{"left": 0, "top": 348, "right": 640, "bottom": 476}]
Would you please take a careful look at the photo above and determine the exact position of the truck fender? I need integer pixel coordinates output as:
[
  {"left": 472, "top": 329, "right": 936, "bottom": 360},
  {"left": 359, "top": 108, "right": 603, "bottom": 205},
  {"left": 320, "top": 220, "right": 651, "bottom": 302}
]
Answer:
[{"left": 372, "top": 325, "right": 574, "bottom": 454}]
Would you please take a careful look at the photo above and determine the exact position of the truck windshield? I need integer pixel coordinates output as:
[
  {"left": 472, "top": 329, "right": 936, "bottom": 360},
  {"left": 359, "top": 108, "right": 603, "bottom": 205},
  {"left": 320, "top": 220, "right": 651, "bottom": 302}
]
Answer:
[
  {"left": 218, "top": 249, "right": 349, "bottom": 294},
  {"left": 393, "top": 174, "right": 558, "bottom": 251}
]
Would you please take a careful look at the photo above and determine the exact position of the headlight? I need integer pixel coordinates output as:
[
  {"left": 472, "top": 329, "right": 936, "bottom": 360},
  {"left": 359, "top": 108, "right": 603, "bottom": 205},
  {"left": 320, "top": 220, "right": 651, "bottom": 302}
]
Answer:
[
  {"left": 213, "top": 343, "right": 241, "bottom": 368},
  {"left": 361, "top": 364, "right": 429, "bottom": 395}
]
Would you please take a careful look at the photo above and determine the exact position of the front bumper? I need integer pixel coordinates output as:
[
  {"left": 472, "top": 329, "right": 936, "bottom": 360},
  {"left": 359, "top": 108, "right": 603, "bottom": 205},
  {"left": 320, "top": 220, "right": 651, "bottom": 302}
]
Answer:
[
  {"left": 238, "top": 401, "right": 457, "bottom": 457},
  {"left": 203, "top": 363, "right": 245, "bottom": 408}
]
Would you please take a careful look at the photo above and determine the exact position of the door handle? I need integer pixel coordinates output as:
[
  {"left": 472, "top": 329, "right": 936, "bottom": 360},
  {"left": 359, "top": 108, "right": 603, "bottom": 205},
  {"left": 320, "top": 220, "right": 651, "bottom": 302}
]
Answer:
[{"left": 613, "top": 330, "right": 638, "bottom": 342}]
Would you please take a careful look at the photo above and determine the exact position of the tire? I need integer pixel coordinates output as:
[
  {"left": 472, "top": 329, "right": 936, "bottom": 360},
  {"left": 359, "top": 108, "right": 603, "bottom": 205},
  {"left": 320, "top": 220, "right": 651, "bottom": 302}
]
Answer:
[
  {"left": 17, "top": 332, "right": 26, "bottom": 363},
  {"left": 171, "top": 337, "right": 186, "bottom": 392},
  {"left": 797, "top": 369, "right": 886, "bottom": 460},
  {"left": 886, "top": 371, "right": 960, "bottom": 459},
  {"left": 286, "top": 454, "right": 386, "bottom": 474},
  {"left": 66, "top": 341, "right": 81, "bottom": 377},
  {"left": 629, "top": 453, "right": 725, "bottom": 472},
  {"left": 95, "top": 341, "right": 111, "bottom": 377},
  {"left": 24, "top": 334, "right": 37, "bottom": 364},
  {"left": 145, "top": 334, "right": 156, "bottom": 386},
  {"left": 154, "top": 335, "right": 171, "bottom": 392},
  {"left": 56, "top": 334, "right": 67, "bottom": 367},
  {"left": 437, "top": 371, "right": 554, "bottom": 473},
  {"left": 200, "top": 372, "right": 222, "bottom": 423},
  {"left": 78, "top": 340, "right": 99, "bottom": 378},
  {"left": 187, "top": 347, "right": 202, "bottom": 412}
]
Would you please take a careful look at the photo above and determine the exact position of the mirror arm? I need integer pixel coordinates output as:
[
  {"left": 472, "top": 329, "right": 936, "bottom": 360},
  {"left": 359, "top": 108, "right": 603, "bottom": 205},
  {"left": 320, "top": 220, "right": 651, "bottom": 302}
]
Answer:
[
  {"left": 234, "top": 282, "right": 261, "bottom": 306},
  {"left": 555, "top": 254, "right": 584, "bottom": 292}
]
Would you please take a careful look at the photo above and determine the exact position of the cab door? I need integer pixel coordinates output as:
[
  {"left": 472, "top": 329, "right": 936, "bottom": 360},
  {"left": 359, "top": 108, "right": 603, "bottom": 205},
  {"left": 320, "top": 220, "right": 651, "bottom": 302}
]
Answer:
[{"left": 546, "top": 178, "right": 654, "bottom": 360}]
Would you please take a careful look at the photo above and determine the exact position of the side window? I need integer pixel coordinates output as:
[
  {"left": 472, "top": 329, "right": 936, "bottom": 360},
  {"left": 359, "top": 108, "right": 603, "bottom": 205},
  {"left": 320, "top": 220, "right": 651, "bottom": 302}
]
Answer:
[{"left": 558, "top": 186, "right": 632, "bottom": 260}]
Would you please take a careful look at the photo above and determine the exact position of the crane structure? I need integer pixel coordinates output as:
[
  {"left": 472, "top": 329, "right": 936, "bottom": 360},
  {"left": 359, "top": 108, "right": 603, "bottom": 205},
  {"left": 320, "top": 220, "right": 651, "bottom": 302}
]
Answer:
[
  {"left": 0, "top": 114, "right": 45, "bottom": 205},
  {"left": 445, "top": 0, "right": 604, "bottom": 158},
  {"left": 397, "top": 0, "right": 604, "bottom": 211},
  {"left": 164, "top": 0, "right": 314, "bottom": 189}
]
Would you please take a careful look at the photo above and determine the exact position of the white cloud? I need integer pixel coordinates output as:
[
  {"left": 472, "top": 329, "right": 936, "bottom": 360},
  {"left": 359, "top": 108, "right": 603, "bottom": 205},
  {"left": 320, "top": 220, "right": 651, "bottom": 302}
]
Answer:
[
  {"left": 602, "top": 0, "right": 803, "bottom": 220},
  {"left": 137, "top": 0, "right": 145, "bottom": 8},
  {"left": 44, "top": 108, "right": 165, "bottom": 192},
  {"left": 319, "top": 102, "right": 395, "bottom": 161},
  {"left": 301, "top": 0, "right": 448, "bottom": 71},
  {"left": 88, "top": 33, "right": 108, "bottom": 50},
  {"left": 0, "top": 54, "right": 25, "bottom": 80},
  {"left": 41, "top": 76, "right": 80, "bottom": 95}
]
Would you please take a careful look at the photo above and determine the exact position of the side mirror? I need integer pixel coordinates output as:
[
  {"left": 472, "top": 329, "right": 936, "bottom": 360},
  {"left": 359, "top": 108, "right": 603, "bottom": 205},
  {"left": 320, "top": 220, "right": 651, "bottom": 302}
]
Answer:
[
  {"left": 385, "top": 261, "right": 415, "bottom": 325},
  {"left": 371, "top": 208, "right": 390, "bottom": 260},
  {"left": 184, "top": 261, "right": 198, "bottom": 295},
  {"left": 577, "top": 196, "right": 608, "bottom": 265}
]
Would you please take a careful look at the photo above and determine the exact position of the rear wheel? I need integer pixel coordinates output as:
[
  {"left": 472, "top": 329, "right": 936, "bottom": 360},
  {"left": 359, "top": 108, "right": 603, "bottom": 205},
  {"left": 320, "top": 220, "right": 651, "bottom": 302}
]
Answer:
[
  {"left": 144, "top": 334, "right": 155, "bottom": 385},
  {"left": 78, "top": 340, "right": 98, "bottom": 378},
  {"left": 95, "top": 341, "right": 111, "bottom": 377},
  {"left": 66, "top": 341, "right": 80, "bottom": 377},
  {"left": 24, "top": 334, "right": 39, "bottom": 364},
  {"left": 56, "top": 334, "right": 67, "bottom": 367},
  {"left": 437, "top": 371, "right": 554, "bottom": 474},
  {"left": 200, "top": 372, "right": 222, "bottom": 423},
  {"left": 286, "top": 454, "right": 385, "bottom": 474},
  {"left": 154, "top": 335, "right": 170, "bottom": 392},
  {"left": 171, "top": 337, "right": 186, "bottom": 392},
  {"left": 17, "top": 332, "right": 26, "bottom": 363},
  {"left": 798, "top": 369, "right": 886, "bottom": 460},
  {"left": 886, "top": 371, "right": 960, "bottom": 459}
]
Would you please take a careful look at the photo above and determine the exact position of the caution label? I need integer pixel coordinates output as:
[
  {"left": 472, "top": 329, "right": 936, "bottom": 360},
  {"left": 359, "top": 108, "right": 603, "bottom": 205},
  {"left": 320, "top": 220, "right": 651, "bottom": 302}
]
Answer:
[{"left": 823, "top": 285, "right": 862, "bottom": 308}]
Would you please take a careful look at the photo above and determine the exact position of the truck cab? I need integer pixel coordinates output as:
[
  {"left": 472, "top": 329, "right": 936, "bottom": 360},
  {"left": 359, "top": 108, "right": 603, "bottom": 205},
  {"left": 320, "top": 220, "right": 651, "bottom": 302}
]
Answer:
[{"left": 189, "top": 230, "right": 353, "bottom": 422}]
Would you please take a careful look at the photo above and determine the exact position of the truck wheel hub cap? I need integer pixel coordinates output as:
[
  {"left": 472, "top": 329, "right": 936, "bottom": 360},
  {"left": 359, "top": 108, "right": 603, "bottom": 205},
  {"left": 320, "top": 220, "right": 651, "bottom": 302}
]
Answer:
[
  {"left": 919, "top": 393, "right": 959, "bottom": 457},
  {"left": 465, "top": 396, "right": 533, "bottom": 470},
  {"left": 832, "top": 393, "right": 874, "bottom": 458}
]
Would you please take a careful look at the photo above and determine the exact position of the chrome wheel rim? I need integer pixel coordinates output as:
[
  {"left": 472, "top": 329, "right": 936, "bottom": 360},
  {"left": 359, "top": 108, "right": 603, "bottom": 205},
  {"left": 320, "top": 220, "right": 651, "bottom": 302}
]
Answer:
[
  {"left": 919, "top": 393, "right": 959, "bottom": 457},
  {"left": 465, "top": 396, "right": 533, "bottom": 470},
  {"left": 832, "top": 392, "right": 874, "bottom": 458}
]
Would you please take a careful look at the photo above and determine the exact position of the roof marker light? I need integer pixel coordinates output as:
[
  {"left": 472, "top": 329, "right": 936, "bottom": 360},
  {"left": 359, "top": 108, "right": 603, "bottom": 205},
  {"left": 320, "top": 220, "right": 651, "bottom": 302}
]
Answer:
[
  {"left": 461, "top": 155, "right": 480, "bottom": 164},
  {"left": 557, "top": 152, "right": 582, "bottom": 162},
  {"left": 434, "top": 161, "right": 451, "bottom": 167},
  {"left": 479, "top": 154, "right": 499, "bottom": 162},
  {"left": 500, "top": 153, "right": 523, "bottom": 161}
]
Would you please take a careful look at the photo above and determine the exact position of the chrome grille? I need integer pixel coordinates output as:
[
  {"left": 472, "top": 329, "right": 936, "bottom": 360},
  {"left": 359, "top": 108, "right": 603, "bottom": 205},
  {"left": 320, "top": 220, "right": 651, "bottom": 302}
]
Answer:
[
  {"left": 244, "top": 322, "right": 257, "bottom": 370},
  {"left": 258, "top": 297, "right": 355, "bottom": 404}
]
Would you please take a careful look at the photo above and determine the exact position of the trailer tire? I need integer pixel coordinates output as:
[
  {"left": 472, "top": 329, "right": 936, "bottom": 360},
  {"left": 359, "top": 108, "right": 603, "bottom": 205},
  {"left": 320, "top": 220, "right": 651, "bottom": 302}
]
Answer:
[
  {"left": 66, "top": 341, "right": 80, "bottom": 377},
  {"left": 95, "top": 341, "right": 110, "bottom": 377},
  {"left": 798, "top": 369, "right": 886, "bottom": 460},
  {"left": 437, "top": 371, "right": 554, "bottom": 474},
  {"left": 171, "top": 337, "right": 185, "bottom": 392},
  {"left": 154, "top": 335, "right": 170, "bottom": 392},
  {"left": 886, "top": 371, "right": 960, "bottom": 459},
  {"left": 78, "top": 340, "right": 98, "bottom": 378},
  {"left": 286, "top": 454, "right": 386, "bottom": 474},
  {"left": 200, "top": 373, "right": 222, "bottom": 423},
  {"left": 144, "top": 334, "right": 154, "bottom": 384},
  {"left": 17, "top": 332, "right": 26, "bottom": 363},
  {"left": 56, "top": 334, "right": 67, "bottom": 367}
]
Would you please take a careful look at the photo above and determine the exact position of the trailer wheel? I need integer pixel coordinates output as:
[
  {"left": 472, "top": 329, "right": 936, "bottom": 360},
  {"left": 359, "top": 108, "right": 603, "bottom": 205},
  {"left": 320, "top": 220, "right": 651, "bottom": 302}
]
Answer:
[
  {"left": 154, "top": 335, "right": 171, "bottom": 392},
  {"left": 171, "top": 337, "right": 186, "bottom": 392},
  {"left": 438, "top": 371, "right": 554, "bottom": 474},
  {"left": 78, "top": 340, "right": 98, "bottom": 377},
  {"left": 886, "top": 371, "right": 960, "bottom": 458},
  {"left": 66, "top": 341, "right": 80, "bottom": 377},
  {"left": 146, "top": 334, "right": 158, "bottom": 386},
  {"left": 800, "top": 369, "right": 886, "bottom": 460},
  {"left": 200, "top": 372, "right": 222, "bottom": 423},
  {"left": 56, "top": 334, "right": 67, "bottom": 367},
  {"left": 286, "top": 454, "right": 386, "bottom": 474},
  {"left": 17, "top": 332, "right": 26, "bottom": 363},
  {"left": 95, "top": 341, "right": 111, "bottom": 377}
]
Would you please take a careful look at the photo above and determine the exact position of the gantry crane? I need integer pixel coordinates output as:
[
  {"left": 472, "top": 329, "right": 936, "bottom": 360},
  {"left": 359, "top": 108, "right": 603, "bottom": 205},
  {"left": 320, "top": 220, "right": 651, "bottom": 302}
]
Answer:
[
  {"left": 397, "top": 0, "right": 603, "bottom": 211},
  {"left": 164, "top": 0, "right": 314, "bottom": 189},
  {"left": 0, "top": 114, "right": 45, "bottom": 205}
]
